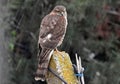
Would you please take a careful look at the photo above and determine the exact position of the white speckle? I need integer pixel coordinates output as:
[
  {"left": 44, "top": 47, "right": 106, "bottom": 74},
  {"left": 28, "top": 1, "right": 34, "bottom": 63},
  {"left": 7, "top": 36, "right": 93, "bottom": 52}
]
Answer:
[
  {"left": 43, "top": 39, "right": 46, "bottom": 43},
  {"left": 52, "top": 20, "right": 56, "bottom": 25},
  {"left": 46, "top": 27, "right": 49, "bottom": 29},
  {"left": 42, "top": 34, "right": 52, "bottom": 43},
  {"left": 51, "top": 25, "right": 54, "bottom": 29},
  {"left": 47, "top": 34, "right": 52, "bottom": 39}
]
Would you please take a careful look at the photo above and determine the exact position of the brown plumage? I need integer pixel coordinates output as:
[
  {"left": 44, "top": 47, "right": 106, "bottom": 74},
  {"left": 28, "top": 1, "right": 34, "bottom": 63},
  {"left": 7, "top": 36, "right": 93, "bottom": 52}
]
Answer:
[{"left": 35, "top": 5, "right": 68, "bottom": 81}]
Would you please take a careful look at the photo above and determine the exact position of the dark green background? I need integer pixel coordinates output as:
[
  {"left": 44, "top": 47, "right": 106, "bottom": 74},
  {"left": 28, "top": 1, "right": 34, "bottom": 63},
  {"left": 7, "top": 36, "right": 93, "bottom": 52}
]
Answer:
[{"left": 7, "top": 0, "right": 120, "bottom": 84}]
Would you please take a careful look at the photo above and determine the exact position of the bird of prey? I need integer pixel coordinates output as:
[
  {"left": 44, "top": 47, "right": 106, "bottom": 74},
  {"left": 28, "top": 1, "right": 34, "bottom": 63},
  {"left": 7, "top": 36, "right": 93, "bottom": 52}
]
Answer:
[{"left": 35, "top": 5, "right": 68, "bottom": 81}]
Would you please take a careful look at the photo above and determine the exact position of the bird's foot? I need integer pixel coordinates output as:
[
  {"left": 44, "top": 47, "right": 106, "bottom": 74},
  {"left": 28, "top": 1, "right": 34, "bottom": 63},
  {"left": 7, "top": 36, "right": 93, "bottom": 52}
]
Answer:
[{"left": 54, "top": 48, "right": 64, "bottom": 57}]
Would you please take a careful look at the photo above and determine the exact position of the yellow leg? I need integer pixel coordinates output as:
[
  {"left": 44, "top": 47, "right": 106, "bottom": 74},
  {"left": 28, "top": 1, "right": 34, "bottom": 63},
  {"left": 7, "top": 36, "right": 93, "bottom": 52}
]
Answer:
[{"left": 54, "top": 48, "right": 64, "bottom": 57}]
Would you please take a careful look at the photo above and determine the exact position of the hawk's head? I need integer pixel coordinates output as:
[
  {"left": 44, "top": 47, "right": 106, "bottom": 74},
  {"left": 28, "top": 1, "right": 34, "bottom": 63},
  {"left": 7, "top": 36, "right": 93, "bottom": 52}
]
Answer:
[{"left": 51, "top": 5, "right": 67, "bottom": 17}]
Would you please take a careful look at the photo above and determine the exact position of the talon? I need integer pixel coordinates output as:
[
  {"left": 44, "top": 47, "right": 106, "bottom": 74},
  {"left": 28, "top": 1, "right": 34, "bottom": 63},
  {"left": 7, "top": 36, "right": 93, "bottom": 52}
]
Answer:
[
  {"left": 55, "top": 48, "right": 59, "bottom": 52},
  {"left": 54, "top": 48, "right": 64, "bottom": 57}
]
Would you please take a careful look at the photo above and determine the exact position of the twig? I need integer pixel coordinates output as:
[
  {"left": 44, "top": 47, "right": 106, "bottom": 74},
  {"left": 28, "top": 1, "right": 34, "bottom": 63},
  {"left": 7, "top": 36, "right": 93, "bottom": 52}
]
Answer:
[
  {"left": 75, "top": 54, "right": 85, "bottom": 84},
  {"left": 48, "top": 67, "right": 67, "bottom": 84}
]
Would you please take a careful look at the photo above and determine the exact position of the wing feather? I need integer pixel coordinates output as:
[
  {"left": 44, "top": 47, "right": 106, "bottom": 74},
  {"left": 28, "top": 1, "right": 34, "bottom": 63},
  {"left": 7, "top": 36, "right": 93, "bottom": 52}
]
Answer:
[{"left": 39, "top": 14, "right": 67, "bottom": 49}]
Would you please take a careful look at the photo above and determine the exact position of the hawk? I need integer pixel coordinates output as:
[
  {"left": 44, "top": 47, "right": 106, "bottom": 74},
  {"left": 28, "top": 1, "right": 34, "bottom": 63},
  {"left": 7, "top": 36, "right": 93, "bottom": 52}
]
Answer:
[{"left": 35, "top": 5, "right": 68, "bottom": 81}]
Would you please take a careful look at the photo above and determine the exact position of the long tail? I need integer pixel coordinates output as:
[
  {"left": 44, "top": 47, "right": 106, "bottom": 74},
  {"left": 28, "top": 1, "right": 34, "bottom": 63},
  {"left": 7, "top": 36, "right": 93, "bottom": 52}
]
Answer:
[{"left": 35, "top": 48, "right": 53, "bottom": 81}]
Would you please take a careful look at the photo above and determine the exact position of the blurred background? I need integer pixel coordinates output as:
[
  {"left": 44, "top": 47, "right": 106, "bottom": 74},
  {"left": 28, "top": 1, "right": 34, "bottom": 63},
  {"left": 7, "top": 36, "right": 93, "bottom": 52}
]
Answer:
[{"left": 0, "top": 0, "right": 120, "bottom": 84}]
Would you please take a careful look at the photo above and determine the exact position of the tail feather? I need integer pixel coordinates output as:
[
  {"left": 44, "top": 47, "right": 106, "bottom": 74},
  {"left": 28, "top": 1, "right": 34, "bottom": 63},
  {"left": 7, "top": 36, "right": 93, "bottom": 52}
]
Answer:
[{"left": 35, "top": 48, "right": 53, "bottom": 81}]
